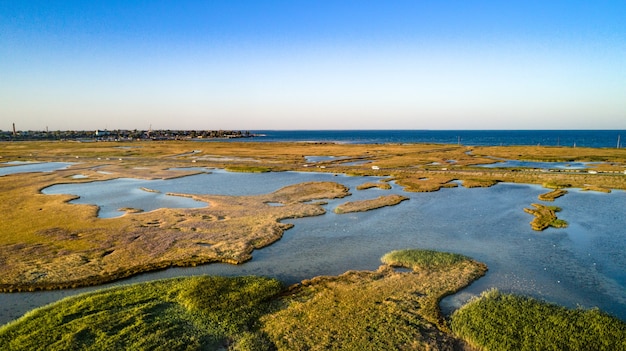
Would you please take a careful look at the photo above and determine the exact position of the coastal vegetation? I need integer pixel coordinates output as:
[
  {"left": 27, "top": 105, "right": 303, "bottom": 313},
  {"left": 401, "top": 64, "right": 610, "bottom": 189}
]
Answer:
[
  {"left": 460, "top": 178, "right": 499, "bottom": 188},
  {"left": 538, "top": 188, "right": 568, "bottom": 201},
  {"left": 261, "top": 248, "right": 487, "bottom": 350},
  {"left": 0, "top": 276, "right": 283, "bottom": 350},
  {"left": 1, "top": 249, "right": 624, "bottom": 350},
  {"left": 356, "top": 181, "right": 392, "bottom": 190},
  {"left": 582, "top": 184, "right": 612, "bottom": 193},
  {"left": 2, "top": 139, "right": 626, "bottom": 349},
  {"left": 0, "top": 249, "right": 486, "bottom": 350},
  {"left": 1, "top": 140, "right": 624, "bottom": 290},
  {"left": 224, "top": 166, "right": 271, "bottom": 173},
  {"left": 394, "top": 174, "right": 458, "bottom": 192},
  {"left": 524, "top": 204, "right": 568, "bottom": 231},
  {"left": 451, "top": 289, "right": 626, "bottom": 351},
  {"left": 0, "top": 171, "right": 349, "bottom": 291},
  {"left": 334, "top": 194, "right": 409, "bottom": 214}
]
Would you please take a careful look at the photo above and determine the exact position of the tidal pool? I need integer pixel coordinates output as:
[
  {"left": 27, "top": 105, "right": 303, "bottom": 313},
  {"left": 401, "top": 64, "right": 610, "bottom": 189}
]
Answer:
[
  {"left": 1, "top": 170, "right": 625, "bottom": 325},
  {"left": 0, "top": 162, "right": 74, "bottom": 176},
  {"left": 477, "top": 159, "right": 597, "bottom": 170}
]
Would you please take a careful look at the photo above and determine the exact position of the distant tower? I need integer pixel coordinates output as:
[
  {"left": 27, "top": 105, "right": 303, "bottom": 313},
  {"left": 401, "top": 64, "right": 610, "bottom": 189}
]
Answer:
[{"left": 12, "top": 123, "right": 16, "bottom": 136}]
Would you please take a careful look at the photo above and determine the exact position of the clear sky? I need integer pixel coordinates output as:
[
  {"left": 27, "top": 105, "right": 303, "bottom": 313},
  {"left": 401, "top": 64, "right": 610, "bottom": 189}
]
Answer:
[{"left": 1, "top": 1, "right": 625, "bottom": 131}]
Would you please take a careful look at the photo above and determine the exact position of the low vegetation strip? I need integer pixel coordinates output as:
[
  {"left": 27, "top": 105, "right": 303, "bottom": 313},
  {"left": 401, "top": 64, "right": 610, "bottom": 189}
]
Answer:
[
  {"left": 356, "top": 181, "right": 392, "bottom": 190},
  {"left": 524, "top": 203, "right": 568, "bottom": 231},
  {"left": 334, "top": 194, "right": 408, "bottom": 213},
  {"left": 538, "top": 188, "right": 567, "bottom": 201},
  {"left": 224, "top": 166, "right": 271, "bottom": 173},
  {"left": 461, "top": 178, "right": 499, "bottom": 188},
  {"left": 451, "top": 289, "right": 626, "bottom": 351}
]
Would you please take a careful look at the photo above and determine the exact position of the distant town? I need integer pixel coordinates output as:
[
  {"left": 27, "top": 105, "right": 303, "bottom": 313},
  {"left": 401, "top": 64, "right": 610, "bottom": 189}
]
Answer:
[{"left": 0, "top": 126, "right": 255, "bottom": 141}]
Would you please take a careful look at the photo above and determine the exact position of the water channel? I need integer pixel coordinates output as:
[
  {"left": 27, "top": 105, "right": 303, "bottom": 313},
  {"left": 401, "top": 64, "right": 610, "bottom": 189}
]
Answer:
[{"left": 1, "top": 168, "right": 625, "bottom": 325}]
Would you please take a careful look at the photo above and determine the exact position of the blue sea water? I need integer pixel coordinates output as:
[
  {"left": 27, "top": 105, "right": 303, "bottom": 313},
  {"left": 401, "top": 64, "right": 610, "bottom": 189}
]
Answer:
[{"left": 239, "top": 130, "right": 625, "bottom": 148}]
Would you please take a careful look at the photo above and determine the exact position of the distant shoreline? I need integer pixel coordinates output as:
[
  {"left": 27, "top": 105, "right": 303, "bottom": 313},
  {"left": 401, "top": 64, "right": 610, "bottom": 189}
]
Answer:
[{"left": 2, "top": 129, "right": 625, "bottom": 148}]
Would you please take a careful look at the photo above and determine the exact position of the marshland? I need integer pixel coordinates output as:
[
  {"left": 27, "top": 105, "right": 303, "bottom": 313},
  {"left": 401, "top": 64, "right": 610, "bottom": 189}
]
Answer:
[{"left": 1, "top": 140, "right": 626, "bottom": 350}]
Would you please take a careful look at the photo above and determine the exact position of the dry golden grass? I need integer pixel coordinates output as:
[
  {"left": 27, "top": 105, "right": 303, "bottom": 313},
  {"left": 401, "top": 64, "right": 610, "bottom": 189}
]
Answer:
[
  {"left": 0, "top": 167, "right": 348, "bottom": 291},
  {"left": 538, "top": 189, "right": 568, "bottom": 201},
  {"left": 261, "top": 252, "right": 487, "bottom": 350},
  {"left": 394, "top": 174, "right": 458, "bottom": 192},
  {"left": 471, "top": 145, "right": 626, "bottom": 163},
  {"left": 356, "top": 181, "right": 392, "bottom": 190},
  {"left": 581, "top": 184, "right": 612, "bottom": 193}
]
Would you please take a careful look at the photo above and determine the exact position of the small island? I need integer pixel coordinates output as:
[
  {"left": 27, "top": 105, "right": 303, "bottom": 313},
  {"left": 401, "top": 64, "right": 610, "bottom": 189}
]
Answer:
[
  {"left": 524, "top": 203, "right": 568, "bottom": 231},
  {"left": 538, "top": 189, "right": 568, "bottom": 201},
  {"left": 334, "top": 194, "right": 409, "bottom": 214},
  {"left": 355, "top": 181, "right": 392, "bottom": 190}
]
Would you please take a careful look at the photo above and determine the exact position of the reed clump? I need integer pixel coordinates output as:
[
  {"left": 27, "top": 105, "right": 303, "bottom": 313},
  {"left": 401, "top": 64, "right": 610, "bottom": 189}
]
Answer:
[{"left": 451, "top": 289, "right": 626, "bottom": 351}]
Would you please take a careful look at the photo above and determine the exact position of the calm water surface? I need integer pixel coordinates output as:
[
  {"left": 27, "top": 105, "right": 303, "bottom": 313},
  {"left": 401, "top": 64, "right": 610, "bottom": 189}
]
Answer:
[
  {"left": 2, "top": 170, "right": 626, "bottom": 325},
  {"left": 0, "top": 162, "right": 74, "bottom": 176}
]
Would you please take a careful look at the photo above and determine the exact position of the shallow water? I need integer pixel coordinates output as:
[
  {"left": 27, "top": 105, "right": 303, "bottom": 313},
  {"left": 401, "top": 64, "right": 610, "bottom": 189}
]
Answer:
[
  {"left": 477, "top": 159, "right": 596, "bottom": 170},
  {"left": 2, "top": 170, "right": 626, "bottom": 325},
  {"left": 0, "top": 162, "right": 74, "bottom": 176}
]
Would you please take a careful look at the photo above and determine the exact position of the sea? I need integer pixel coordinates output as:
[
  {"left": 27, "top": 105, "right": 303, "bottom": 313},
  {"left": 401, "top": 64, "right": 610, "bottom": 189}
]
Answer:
[{"left": 234, "top": 130, "right": 625, "bottom": 148}]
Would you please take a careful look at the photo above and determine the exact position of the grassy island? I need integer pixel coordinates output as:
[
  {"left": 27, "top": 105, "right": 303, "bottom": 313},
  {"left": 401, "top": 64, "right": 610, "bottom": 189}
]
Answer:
[
  {"left": 538, "top": 188, "right": 568, "bottom": 201},
  {"left": 524, "top": 203, "right": 568, "bottom": 231},
  {"left": 356, "top": 181, "right": 393, "bottom": 190},
  {"left": 334, "top": 194, "right": 409, "bottom": 213}
]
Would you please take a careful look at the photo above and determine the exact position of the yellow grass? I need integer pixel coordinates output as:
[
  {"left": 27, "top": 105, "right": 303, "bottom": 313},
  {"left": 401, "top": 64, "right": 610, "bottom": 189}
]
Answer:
[{"left": 262, "top": 251, "right": 487, "bottom": 350}]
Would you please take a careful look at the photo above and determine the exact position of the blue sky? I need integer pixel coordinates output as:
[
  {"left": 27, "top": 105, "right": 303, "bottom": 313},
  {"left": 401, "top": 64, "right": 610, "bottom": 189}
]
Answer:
[{"left": 1, "top": 1, "right": 625, "bottom": 131}]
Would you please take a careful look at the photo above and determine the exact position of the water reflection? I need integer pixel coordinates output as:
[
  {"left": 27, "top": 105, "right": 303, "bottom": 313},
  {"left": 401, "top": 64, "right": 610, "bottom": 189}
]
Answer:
[{"left": 2, "top": 171, "right": 625, "bottom": 325}]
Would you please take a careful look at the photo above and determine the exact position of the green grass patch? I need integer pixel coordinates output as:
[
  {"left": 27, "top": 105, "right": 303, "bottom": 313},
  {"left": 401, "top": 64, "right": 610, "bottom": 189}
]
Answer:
[
  {"left": 381, "top": 249, "right": 471, "bottom": 270},
  {"left": 524, "top": 203, "right": 568, "bottom": 231},
  {"left": 0, "top": 276, "right": 282, "bottom": 351},
  {"left": 451, "top": 289, "right": 626, "bottom": 351},
  {"left": 225, "top": 166, "right": 271, "bottom": 173}
]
